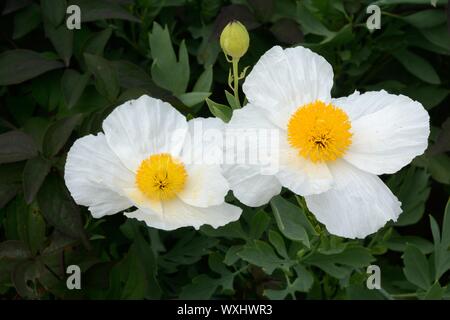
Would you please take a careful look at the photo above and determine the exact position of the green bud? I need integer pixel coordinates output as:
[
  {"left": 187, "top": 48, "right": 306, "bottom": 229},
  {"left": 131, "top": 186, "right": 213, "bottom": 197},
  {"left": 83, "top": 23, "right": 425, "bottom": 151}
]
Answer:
[{"left": 220, "top": 21, "right": 250, "bottom": 59}]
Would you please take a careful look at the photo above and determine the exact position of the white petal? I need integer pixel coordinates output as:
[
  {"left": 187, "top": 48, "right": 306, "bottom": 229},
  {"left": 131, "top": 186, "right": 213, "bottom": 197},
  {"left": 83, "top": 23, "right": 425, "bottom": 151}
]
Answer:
[
  {"left": 275, "top": 138, "right": 333, "bottom": 195},
  {"left": 305, "top": 160, "right": 402, "bottom": 239},
  {"left": 224, "top": 164, "right": 282, "bottom": 207},
  {"left": 64, "top": 134, "right": 134, "bottom": 218},
  {"left": 125, "top": 199, "right": 242, "bottom": 230},
  {"left": 123, "top": 187, "right": 163, "bottom": 214},
  {"left": 225, "top": 104, "right": 282, "bottom": 174},
  {"left": 223, "top": 103, "right": 283, "bottom": 206},
  {"left": 177, "top": 164, "right": 229, "bottom": 207},
  {"left": 243, "top": 45, "right": 334, "bottom": 128},
  {"left": 181, "top": 117, "right": 225, "bottom": 165},
  {"left": 102, "top": 95, "right": 188, "bottom": 171},
  {"left": 337, "top": 91, "right": 430, "bottom": 174}
]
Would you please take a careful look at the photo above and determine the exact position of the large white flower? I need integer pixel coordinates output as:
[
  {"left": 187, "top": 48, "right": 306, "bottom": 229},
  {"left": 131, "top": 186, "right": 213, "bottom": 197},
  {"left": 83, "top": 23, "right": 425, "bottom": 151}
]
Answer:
[
  {"left": 224, "top": 46, "right": 430, "bottom": 239},
  {"left": 65, "top": 95, "right": 241, "bottom": 230}
]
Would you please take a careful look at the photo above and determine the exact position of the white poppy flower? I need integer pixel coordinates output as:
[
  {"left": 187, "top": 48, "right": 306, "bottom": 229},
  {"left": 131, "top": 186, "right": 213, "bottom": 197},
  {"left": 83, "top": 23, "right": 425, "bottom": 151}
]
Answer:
[
  {"left": 224, "top": 46, "right": 430, "bottom": 239},
  {"left": 65, "top": 95, "right": 242, "bottom": 230}
]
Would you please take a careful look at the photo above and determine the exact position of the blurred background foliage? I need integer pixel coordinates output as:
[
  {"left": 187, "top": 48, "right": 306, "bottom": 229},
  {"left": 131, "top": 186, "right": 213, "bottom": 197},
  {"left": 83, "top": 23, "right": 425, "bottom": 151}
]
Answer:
[{"left": 0, "top": 0, "right": 449, "bottom": 300}]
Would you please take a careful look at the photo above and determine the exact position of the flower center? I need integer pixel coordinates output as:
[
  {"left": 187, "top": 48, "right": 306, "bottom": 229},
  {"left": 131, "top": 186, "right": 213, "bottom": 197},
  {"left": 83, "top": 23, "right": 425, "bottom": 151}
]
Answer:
[
  {"left": 287, "top": 100, "right": 352, "bottom": 163},
  {"left": 136, "top": 153, "right": 187, "bottom": 201}
]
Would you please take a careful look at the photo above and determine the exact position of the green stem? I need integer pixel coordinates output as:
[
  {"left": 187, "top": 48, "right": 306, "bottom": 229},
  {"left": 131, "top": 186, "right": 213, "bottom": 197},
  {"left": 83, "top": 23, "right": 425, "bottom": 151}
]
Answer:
[
  {"left": 390, "top": 292, "right": 418, "bottom": 299},
  {"left": 232, "top": 58, "right": 241, "bottom": 108}
]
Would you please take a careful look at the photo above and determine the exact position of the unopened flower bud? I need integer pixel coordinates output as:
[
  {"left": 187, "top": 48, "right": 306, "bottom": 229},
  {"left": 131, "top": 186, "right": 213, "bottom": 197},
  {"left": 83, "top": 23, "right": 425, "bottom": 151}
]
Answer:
[{"left": 220, "top": 21, "right": 250, "bottom": 59}]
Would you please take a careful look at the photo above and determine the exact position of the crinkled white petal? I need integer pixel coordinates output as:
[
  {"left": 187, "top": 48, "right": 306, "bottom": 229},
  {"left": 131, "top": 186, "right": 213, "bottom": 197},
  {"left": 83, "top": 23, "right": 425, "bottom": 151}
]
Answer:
[
  {"left": 102, "top": 95, "right": 188, "bottom": 171},
  {"left": 125, "top": 199, "right": 242, "bottom": 230},
  {"left": 123, "top": 187, "right": 163, "bottom": 214},
  {"left": 181, "top": 117, "right": 225, "bottom": 165},
  {"left": 226, "top": 104, "right": 280, "bottom": 169},
  {"left": 223, "top": 103, "right": 283, "bottom": 206},
  {"left": 224, "top": 164, "right": 282, "bottom": 207},
  {"left": 177, "top": 164, "right": 230, "bottom": 207},
  {"left": 336, "top": 90, "right": 430, "bottom": 175},
  {"left": 64, "top": 134, "right": 134, "bottom": 218},
  {"left": 243, "top": 45, "right": 334, "bottom": 128},
  {"left": 275, "top": 138, "right": 333, "bottom": 196},
  {"left": 305, "top": 160, "right": 402, "bottom": 239}
]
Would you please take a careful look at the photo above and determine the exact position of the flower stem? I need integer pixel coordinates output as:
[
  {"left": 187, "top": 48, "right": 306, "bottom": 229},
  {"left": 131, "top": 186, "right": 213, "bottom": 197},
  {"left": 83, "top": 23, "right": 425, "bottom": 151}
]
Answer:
[{"left": 232, "top": 57, "right": 241, "bottom": 108}]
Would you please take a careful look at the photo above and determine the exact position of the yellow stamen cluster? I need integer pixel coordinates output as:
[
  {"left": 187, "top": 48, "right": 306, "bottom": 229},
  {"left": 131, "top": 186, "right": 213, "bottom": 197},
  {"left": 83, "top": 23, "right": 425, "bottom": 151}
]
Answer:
[
  {"left": 287, "top": 101, "right": 352, "bottom": 163},
  {"left": 136, "top": 153, "right": 187, "bottom": 201}
]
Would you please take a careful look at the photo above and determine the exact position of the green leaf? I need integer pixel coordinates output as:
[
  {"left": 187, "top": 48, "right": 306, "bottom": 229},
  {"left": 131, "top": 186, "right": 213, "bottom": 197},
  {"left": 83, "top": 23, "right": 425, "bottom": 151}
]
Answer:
[
  {"left": 296, "top": 2, "right": 333, "bottom": 37},
  {"left": 61, "top": 69, "right": 90, "bottom": 109},
  {"left": 70, "top": 0, "right": 140, "bottom": 22},
  {"left": 41, "top": 0, "right": 67, "bottom": 26},
  {"left": 420, "top": 25, "right": 450, "bottom": 51},
  {"left": 109, "top": 244, "right": 147, "bottom": 299},
  {"left": 305, "top": 247, "right": 374, "bottom": 279},
  {"left": 23, "top": 156, "right": 52, "bottom": 204},
  {"left": 224, "top": 245, "right": 243, "bottom": 266},
  {"left": 127, "top": 221, "right": 161, "bottom": 299},
  {"left": 208, "top": 253, "right": 236, "bottom": 294},
  {"left": 43, "top": 115, "right": 81, "bottom": 157},
  {"left": 403, "top": 85, "right": 449, "bottom": 110},
  {"left": 402, "top": 245, "right": 432, "bottom": 290},
  {"left": 0, "top": 50, "right": 64, "bottom": 86},
  {"left": 402, "top": 10, "right": 446, "bottom": 29},
  {"left": 0, "top": 240, "right": 32, "bottom": 261},
  {"left": 237, "top": 240, "right": 286, "bottom": 274},
  {"left": 415, "top": 154, "right": 450, "bottom": 185},
  {"left": 384, "top": 235, "right": 434, "bottom": 254},
  {"left": 37, "top": 173, "right": 87, "bottom": 243},
  {"left": 393, "top": 49, "right": 440, "bottom": 84},
  {"left": 177, "top": 92, "right": 211, "bottom": 108},
  {"left": 179, "top": 274, "right": 218, "bottom": 299},
  {"left": 5, "top": 198, "right": 46, "bottom": 255},
  {"left": 268, "top": 230, "right": 288, "bottom": 258},
  {"left": 149, "top": 23, "right": 190, "bottom": 95},
  {"left": 270, "top": 195, "right": 314, "bottom": 247},
  {"left": 265, "top": 265, "right": 313, "bottom": 299},
  {"left": 0, "top": 131, "right": 38, "bottom": 164},
  {"left": 193, "top": 65, "right": 213, "bottom": 92},
  {"left": 429, "top": 201, "right": 450, "bottom": 281},
  {"left": 424, "top": 282, "right": 445, "bottom": 300},
  {"left": 31, "top": 72, "right": 63, "bottom": 112},
  {"left": 441, "top": 198, "right": 450, "bottom": 249},
  {"left": 387, "top": 166, "right": 430, "bottom": 226},
  {"left": 84, "top": 53, "right": 120, "bottom": 102},
  {"left": 11, "top": 260, "right": 40, "bottom": 299},
  {"left": 83, "top": 28, "right": 112, "bottom": 56},
  {"left": 44, "top": 20, "right": 73, "bottom": 66},
  {"left": 206, "top": 98, "right": 232, "bottom": 122},
  {"left": 13, "top": 4, "right": 41, "bottom": 40},
  {"left": 25, "top": 204, "right": 46, "bottom": 256},
  {"left": 225, "top": 90, "right": 240, "bottom": 110},
  {"left": 249, "top": 210, "right": 271, "bottom": 240},
  {"left": 0, "top": 163, "right": 23, "bottom": 209}
]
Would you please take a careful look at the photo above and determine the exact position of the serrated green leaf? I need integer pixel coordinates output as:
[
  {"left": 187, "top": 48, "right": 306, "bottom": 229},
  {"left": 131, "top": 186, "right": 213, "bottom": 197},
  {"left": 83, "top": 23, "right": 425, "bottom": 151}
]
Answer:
[
  {"left": 149, "top": 23, "right": 190, "bottom": 95},
  {"left": 238, "top": 240, "right": 287, "bottom": 274}
]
